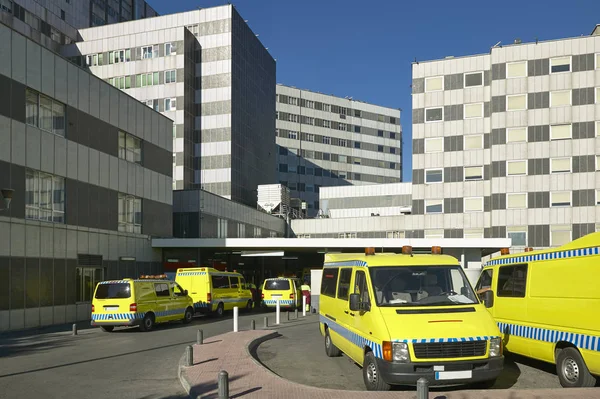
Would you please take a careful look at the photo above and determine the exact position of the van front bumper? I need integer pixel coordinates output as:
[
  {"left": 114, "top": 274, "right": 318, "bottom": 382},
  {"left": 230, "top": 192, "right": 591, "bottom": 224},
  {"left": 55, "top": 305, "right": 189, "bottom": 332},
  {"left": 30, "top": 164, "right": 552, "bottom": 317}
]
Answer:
[
  {"left": 91, "top": 319, "right": 142, "bottom": 327},
  {"left": 376, "top": 356, "right": 504, "bottom": 386}
]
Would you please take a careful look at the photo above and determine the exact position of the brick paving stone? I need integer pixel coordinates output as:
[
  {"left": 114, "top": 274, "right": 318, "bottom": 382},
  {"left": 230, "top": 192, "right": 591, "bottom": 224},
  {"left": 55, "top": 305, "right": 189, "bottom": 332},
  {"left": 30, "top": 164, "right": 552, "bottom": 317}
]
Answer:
[{"left": 179, "top": 329, "right": 600, "bottom": 399}]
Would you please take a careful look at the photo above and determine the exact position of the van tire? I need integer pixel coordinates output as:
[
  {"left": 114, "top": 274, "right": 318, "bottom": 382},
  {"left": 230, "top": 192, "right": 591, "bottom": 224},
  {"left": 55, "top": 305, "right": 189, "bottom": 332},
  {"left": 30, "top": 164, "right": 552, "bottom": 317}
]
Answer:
[
  {"left": 324, "top": 328, "right": 341, "bottom": 357},
  {"left": 183, "top": 307, "right": 194, "bottom": 324},
  {"left": 100, "top": 326, "right": 114, "bottom": 332},
  {"left": 363, "top": 351, "right": 391, "bottom": 391},
  {"left": 140, "top": 313, "right": 155, "bottom": 332},
  {"left": 556, "top": 347, "right": 597, "bottom": 387},
  {"left": 215, "top": 303, "right": 224, "bottom": 318}
]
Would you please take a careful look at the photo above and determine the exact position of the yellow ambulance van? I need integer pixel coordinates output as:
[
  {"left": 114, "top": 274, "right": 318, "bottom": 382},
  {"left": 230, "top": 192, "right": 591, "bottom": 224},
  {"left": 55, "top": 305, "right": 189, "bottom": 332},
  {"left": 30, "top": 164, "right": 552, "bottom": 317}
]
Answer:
[
  {"left": 175, "top": 267, "right": 253, "bottom": 317},
  {"left": 477, "top": 232, "right": 600, "bottom": 388},
  {"left": 319, "top": 246, "right": 503, "bottom": 391},
  {"left": 261, "top": 277, "right": 302, "bottom": 310},
  {"left": 91, "top": 275, "right": 194, "bottom": 332}
]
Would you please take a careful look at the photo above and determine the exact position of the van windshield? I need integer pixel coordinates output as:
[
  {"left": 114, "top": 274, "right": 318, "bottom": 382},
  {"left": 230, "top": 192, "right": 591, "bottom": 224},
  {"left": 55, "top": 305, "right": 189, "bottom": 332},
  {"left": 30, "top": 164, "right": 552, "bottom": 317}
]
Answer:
[
  {"left": 264, "top": 280, "right": 290, "bottom": 290},
  {"left": 94, "top": 283, "right": 131, "bottom": 299},
  {"left": 369, "top": 266, "right": 478, "bottom": 307}
]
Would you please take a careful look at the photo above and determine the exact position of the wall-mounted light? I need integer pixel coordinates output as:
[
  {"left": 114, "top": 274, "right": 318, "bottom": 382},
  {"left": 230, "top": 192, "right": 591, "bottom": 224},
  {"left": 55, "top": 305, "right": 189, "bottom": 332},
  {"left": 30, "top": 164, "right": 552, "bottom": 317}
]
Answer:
[{"left": 0, "top": 188, "right": 14, "bottom": 211}]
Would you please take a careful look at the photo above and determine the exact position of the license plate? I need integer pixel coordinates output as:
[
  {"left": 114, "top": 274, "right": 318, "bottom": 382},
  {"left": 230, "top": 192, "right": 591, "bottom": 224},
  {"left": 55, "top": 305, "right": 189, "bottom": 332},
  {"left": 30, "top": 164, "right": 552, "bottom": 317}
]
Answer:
[
  {"left": 104, "top": 306, "right": 119, "bottom": 311},
  {"left": 435, "top": 370, "right": 472, "bottom": 380},
  {"left": 271, "top": 295, "right": 282, "bottom": 298}
]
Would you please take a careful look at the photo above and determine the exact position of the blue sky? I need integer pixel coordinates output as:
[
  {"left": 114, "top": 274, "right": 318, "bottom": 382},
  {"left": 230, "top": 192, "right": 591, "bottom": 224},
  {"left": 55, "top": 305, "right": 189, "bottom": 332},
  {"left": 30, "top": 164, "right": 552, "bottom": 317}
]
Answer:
[{"left": 152, "top": 0, "right": 599, "bottom": 181}]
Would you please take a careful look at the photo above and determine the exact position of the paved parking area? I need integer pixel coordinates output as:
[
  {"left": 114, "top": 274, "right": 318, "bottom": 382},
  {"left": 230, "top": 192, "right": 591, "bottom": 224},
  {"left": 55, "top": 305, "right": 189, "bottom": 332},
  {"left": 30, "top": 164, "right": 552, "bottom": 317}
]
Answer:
[{"left": 256, "top": 318, "right": 600, "bottom": 392}]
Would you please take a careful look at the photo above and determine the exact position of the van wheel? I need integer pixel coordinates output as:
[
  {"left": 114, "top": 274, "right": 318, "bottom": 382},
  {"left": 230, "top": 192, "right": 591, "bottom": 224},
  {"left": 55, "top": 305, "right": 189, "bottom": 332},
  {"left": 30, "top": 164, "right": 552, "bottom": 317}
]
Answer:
[
  {"left": 215, "top": 303, "right": 224, "bottom": 318},
  {"left": 324, "top": 328, "right": 341, "bottom": 357},
  {"left": 183, "top": 307, "right": 194, "bottom": 324},
  {"left": 363, "top": 351, "right": 391, "bottom": 391},
  {"left": 100, "top": 326, "right": 114, "bottom": 332},
  {"left": 556, "top": 347, "right": 597, "bottom": 387},
  {"left": 139, "top": 313, "right": 155, "bottom": 332}
]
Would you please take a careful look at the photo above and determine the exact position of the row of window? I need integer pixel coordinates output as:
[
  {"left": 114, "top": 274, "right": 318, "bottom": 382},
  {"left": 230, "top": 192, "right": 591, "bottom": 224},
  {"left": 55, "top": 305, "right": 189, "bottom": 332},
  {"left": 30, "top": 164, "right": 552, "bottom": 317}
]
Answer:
[
  {"left": 26, "top": 89, "right": 66, "bottom": 136},
  {"left": 279, "top": 134, "right": 397, "bottom": 155},
  {"left": 215, "top": 218, "right": 274, "bottom": 238},
  {"left": 4, "top": 1, "right": 69, "bottom": 45},
  {"left": 84, "top": 42, "right": 177, "bottom": 67},
  {"left": 25, "top": 168, "right": 143, "bottom": 233},
  {"left": 424, "top": 154, "right": 600, "bottom": 184},
  {"left": 144, "top": 98, "right": 177, "bottom": 111},
  {"left": 107, "top": 70, "right": 177, "bottom": 89},
  {"left": 276, "top": 112, "right": 399, "bottom": 137}
]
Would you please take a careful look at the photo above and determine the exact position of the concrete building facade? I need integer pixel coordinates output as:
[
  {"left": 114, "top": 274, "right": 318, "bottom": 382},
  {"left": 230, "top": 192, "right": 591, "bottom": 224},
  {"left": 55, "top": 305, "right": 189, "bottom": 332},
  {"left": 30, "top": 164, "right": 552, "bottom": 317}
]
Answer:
[
  {"left": 411, "top": 31, "right": 600, "bottom": 248},
  {"left": 0, "top": 22, "right": 173, "bottom": 331},
  {"left": 276, "top": 84, "right": 402, "bottom": 216},
  {"left": 62, "top": 5, "right": 277, "bottom": 207}
]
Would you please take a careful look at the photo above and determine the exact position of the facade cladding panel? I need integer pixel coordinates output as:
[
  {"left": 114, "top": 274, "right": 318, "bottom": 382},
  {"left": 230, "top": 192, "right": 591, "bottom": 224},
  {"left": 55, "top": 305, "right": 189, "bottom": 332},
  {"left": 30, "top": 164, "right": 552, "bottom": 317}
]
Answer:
[
  {"left": 276, "top": 85, "right": 402, "bottom": 217},
  {"left": 410, "top": 31, "right": 600, "bottom": 250},
  {"left": 0, "top": 24, "right": 172, "bottom": 331}
]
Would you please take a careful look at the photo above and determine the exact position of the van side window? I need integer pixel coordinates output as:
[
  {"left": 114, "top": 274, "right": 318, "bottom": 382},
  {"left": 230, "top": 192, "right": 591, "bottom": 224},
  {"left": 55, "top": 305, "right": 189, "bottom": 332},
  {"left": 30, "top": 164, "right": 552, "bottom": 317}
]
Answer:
[
  {"left": 154, "top": 283, "right": 170, "bottom": 297},
  {"left": 337, "top": 268, "right": 352, "bottom": 300},
  {"left": 475, "top": 269, "right": 493, "bottom": 292},
  {"left": 173, "top": 283, "right": 186, "bottom": 296},
  {"left": 497, "top": 264, "right": 528, "bottom": 298},
  {"left": 354, "top": 270, "right": 370, "bottom": 304},
  {"left": 212, "top": 275, "right": 230, "bottom": 289},
  {"left": 321, "top": 268, "right": 339, "bottom": 297},
  {"left": 239, "top": 277, "right": 246, "bottom": 289},
  {"left": 230, "top": 277, "right": 239, "bottom": 289}
]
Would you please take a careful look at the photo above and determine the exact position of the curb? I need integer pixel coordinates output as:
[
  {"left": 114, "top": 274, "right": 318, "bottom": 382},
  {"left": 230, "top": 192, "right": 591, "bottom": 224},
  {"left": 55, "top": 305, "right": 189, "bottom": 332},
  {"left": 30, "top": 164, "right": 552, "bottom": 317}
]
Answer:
[{"left": 177, "top": 350, "right": 195, "bottom": 399}]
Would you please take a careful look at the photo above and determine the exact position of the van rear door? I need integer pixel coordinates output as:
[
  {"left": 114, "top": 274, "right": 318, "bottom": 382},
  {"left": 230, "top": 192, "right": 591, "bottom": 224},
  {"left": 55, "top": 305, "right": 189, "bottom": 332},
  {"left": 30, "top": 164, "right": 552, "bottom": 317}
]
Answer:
[{"left": 94, "top": 282, "right": 134, "bottom": 318}]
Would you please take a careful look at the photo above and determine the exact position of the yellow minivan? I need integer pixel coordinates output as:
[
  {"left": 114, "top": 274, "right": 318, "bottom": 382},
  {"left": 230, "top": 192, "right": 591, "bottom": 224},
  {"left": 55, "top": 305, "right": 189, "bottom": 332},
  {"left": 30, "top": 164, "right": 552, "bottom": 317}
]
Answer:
[
  {"left": 477, "top": 232, "right": 600, "bottom": 388},
  {"left": 91, "top": 275, "right": 194, "bottom": 332},
  {"left": 175, "top": 268, "right": 253, "bottom": 317},
  {"left": 319, "top": 246, "right": 503, "bottom": 391},
  {"left": 261, "top": 277, "right": 302, "bottom": 310}
]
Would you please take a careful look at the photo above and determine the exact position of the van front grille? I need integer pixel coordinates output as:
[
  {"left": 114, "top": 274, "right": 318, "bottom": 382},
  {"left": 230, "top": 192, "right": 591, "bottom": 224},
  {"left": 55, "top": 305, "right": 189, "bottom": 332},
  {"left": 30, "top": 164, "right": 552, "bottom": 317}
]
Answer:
[{"left": 413, "top": 341, "right": 487, "bottom": 359}]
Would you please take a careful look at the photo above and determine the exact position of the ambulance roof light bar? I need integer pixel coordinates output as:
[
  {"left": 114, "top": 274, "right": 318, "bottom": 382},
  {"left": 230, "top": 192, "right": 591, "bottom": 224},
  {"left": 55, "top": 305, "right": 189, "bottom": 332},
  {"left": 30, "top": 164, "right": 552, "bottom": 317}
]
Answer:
[
  {"left": 431, "top": 246, "right": 442, "bottom": 254},
  {"left": 500, "top": 248, "right": 510, "bottom": 255},
  {"left": 139, "top": 274, "right": 169, "bottom": 279},
  {"left": 401, "top": 246, "right": 413, "bottom": 256},
  {"left": 365, "top": 247, "right": 376, "bottom": 256}
]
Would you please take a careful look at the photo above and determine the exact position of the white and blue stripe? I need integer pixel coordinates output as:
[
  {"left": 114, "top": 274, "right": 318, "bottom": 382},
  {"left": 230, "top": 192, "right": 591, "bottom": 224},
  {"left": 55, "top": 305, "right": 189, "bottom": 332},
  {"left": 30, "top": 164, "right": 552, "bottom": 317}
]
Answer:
[
  {"left": 92, "top": 312, "right": 143, "bottom": 320},
  {"left": 497, "top": 322, "right": 600, "bottom": 352},
  {"left": 320, "top": 315, "right": 383, "bottom": 358},
  {"left": 264, "top": 299, "right": 295, "bottom": 306},
  {"left": 177, "top": 271, "right": 207, "bottom": 276},
  {"left": 99, "top": 280, "right": 131, "bottom": 285},
  {"left": 323, "top": 260, "right": 368, "bottom": 268},
  {"left": 194, "top": 301, "right": 211, "bottom": 309},
  {"left": 393, "top": 336, "right": 497, "bottom": 343},
  {"left": 485, "top": 246, "right": 600, "bottom": 267}
]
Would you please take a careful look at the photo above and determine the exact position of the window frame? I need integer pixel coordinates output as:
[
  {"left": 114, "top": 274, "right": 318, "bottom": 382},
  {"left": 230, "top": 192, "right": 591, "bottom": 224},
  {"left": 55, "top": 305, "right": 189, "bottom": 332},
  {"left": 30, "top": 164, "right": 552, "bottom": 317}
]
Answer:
[
  {"left": 464, "top": 196, "right": 484, "bottom": 213},
  {"left": 551, "top": 225, "right": 572, "bottom": 247},
  {"left": 464, "top": 165, "right": 484, "bottom": 181},
  {"left": 550, "top": 157, "right": 571, "bottom": 174},
  {"left": 320, "top": 268, "right": 339, "bottom": 298},
  {"left": 118, "top": 131, "right": 142, "bottom": 164},
  {"left": 496, "top": 264, "right": 528, "bottom": 298},
  {"left": 506, "top": 160, "right": 527, "bottom": 176},
  {"left": 165, "top": 69, "right": 176, "bottom": 84},
  {"left": 506, "top": 192, "right": 527, "bottom": 209},
  {"left": 424, "top": 76, "right": 444, "bottom": 93},
  {"left": 506, "top": 94, "right": 527, "bottom": 111},
  {"left": 424, "top": 168, "right": 444, "bottom": 184},
  {"left": 550, "top": 124, "right": 572, "bottom": 140},
  {"left": 464, "top": 71, "right": 484, "bottom": 88},
  {"left": 25, "top": 169, "right": 65, "bottom": 223},
  {"left": 165, "top": 42, "right": 176, "bottom": 56},
  {"left": 464, "top": 102, "right": 484, "bottom": 119},
  {"left": 550, "top": 90, "right": 571, "bottom": 107},
  {"left": 424, "top": 107, "right": 443, "bottom": 123},
  {"left": 336, "top": 268, "right": 353, "bottom": 301},
  {"left": 507, "top": 229, "right": 527, "bottom": 247},
  {"left": 118, "top": 193, "right": 142, "bottom": 234},
  {"left": 506, "top": 61, "right": 527, "bottom": 79},
  {"left": 596, "top": 189, "right": 600, "bottom": 206},
  {"left": 165, "top": 97, "right": 176, "bottom": 111},
  {"left": 550, "top": 56, "right": 571, "bottom": 74},
  {"left": 595, "top": 53, "right": 600, "bottom": 70},
  {"left": 506, "top": 127, "right": 527, "bottom": 143},
  {"left": 464, "top": 134, "right": 484, "bottom": 150},
  {"left": 550, "top": 191, "right": 572, "bottom": 207},
  {"left": 25, "top": 89, "right": 66, "bottom": 137},
  {"left": 425, "top": 199, "right": 443, "bottom": 214}
]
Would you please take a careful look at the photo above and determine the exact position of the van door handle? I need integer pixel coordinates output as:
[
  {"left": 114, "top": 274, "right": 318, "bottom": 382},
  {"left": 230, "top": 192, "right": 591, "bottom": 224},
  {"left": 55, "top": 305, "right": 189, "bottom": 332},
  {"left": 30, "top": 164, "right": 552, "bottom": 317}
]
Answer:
[
  {"left": 344, "top": 310, "right": 349, "bottom": 314},
  {"left": 349, "top": 312, "right": 355, "bottom": 317}
]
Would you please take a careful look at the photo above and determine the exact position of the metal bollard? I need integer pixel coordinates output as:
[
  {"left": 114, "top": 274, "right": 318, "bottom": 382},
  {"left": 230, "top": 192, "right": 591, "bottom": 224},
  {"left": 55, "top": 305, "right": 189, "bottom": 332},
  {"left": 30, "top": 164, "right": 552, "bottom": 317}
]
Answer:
[
  {"left": 218, "top": 370, "right": 229, "bottom": 399},
  {"left": 197, "top": 329, "right": 204, "bottom": 345},
  {"left": 287, "top": 311, "right": 290, "bottom": 321},
  {"left": 275, "top": 299, "right": 280, "bottom": 325},
  {"left": 294, "top": 309, "right": 298, "bottom": 319},
  {"left": 185, "top": 345, "right": 194, "bottom": 367},
  {"left": 251, "top": 319, "right": 255, "bottom": 330},
  {"left": 233, "top": 306, "right": 239, "bottom": 332},
  {"left": 302, "top": 296, "right": 306, "bottom": 317},
  {"left": 263, "top": 316, "right": 268, "bottom": 328},
  {"left": 416, "top": 377, "right": 428, "bottom": 399},
  {"left": 72, "top": 323, "right": 77, "bottom": 336}
]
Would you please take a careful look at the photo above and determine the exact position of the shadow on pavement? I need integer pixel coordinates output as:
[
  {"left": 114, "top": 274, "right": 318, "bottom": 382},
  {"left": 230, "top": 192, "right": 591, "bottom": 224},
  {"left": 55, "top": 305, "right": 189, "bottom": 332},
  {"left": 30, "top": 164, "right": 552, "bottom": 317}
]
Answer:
[{"left": 188, "top": 373, "right": 260, "bottom": 399}]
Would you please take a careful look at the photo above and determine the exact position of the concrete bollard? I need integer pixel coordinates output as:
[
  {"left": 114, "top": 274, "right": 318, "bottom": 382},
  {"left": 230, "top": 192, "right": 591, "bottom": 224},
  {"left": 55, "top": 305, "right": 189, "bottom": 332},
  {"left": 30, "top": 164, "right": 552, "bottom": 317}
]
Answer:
[
  {"left": 416, "top": 377, "right": 428, "bottom": 399},
  {"left": 233, "top": 306, "right": 239, "bottom": 332},
  {"left": 294, "top": 309, "right": 298, "bottom": 319},
  {"left": 287, "top": 311, "right": 290, "bottom": 321},
  {"left": 72, "top": 323, "right": 77, "bottom": 336},
  {"left": 185, "top": 345, "right": 194, "bottom": 367},
  {"left": 251, "top": 319, "right": 255, "bottom": 330},
  {"left": 218, "top": 370, "right": 229, "bottom": 399},
  {"left": 197, "top": 329, "right": 204, "bottom": 345},
  {"left": 275, "top": 299, "right": 280, "bottom": 325},
  {"left": 302, "top": 296, "right": 306, "bottom": 317},
  {"left": 263, "top": 316, "right": 268, "bottom": 328}
]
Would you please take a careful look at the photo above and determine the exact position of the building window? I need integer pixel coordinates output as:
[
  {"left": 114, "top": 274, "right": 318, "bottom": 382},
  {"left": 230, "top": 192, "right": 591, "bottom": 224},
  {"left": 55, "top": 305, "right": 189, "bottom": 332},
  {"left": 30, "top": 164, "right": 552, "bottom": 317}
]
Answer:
[
  {"left": 425, "top": 76, "right": 443, "bottom": 92},
  {"left": 254, "top": 227, "right": 262, "bottom": 238},
  {"left": 550, "top": 56, "right": 571, "bottom": 73},
  {"left": 464, "top": 72, "right": 483, "bottom": 87},
  {"left": 507, "top": 228, "right": 527, "bottom": 247},
  {"left": 378, "top": 130, "right": 384, "bottom": 137},
  {"left": 424, "top": 137, "right": 443, "bottom": 153},
  {"left": 464, "top": 134, "right": 483, "bottom": 150},
  {"left": 142, "top": 45, "right": 158, "bottom": 59},
  {"left": 323, "top": 120, "right": 331, "bottom": 128},
  {"left": 288, "top": 131, "right": 298, "bottom": 140},
  {"left": 165, "top": 42, "right": 176, "bottom": 56},
  {"left": 217, "top": 218, "right": 228, "bottom": 238},
  {"left": 354, "top": 125, "right": 361, "bottom": 133},
  {"left": 596, "top": 54, "right": 600, "bottom": 70},
  {"left": 137, "top": 72, "right": 159, "bottom": 87},
  {"left": 354, "top": 141, "right": 361, "bottom": 149},
  {"left": 507, "top": 160, "right": 527, "bottom": 176},
  {"left": 387, "top": 231, "right": 405, "bottom": 239},
  {"left": 165, "top": 98, "right": 176, "bottom": 111},
  {"left": 425, "top": 168, "right": 443, "bottom": 183},
  {"left": 425, "top": 107, "right": 443, "bottom": 122},
  {"left": 322, "top": 136, "right": 331, "bottom": 145},
  {"left": 237, "top": 223, "right": 246, "bottom": 238},
  {"left": 424, "top": 229, "right": 444, "bottom": 239},
  {"left": 165, "top": 70, "right": 176, "bottom": 83},
  {"left": 551, "top": 224, "right": 571, "bottom": 246},
  {"left": 76, "top": 267, "right": 103, "bottom": 303},
  {"left": 0, "top": 0, "right": 12, "bottom": 13},
  {"left": 118, "top": 131, "right": 142, "bottom": 164},
  {"left": 464, "top": 166, "right": 483, "bottom": 181},
  {"left": 25, "top": 169, "right": 65, "bottom": 223},
  {"left": 305, "top": 134, "right": 315, "bottom": 142},
  {"left": 550, "top": 124, "right": 571, "bottom": 140},
  {"left": 497, "top": 264, "right": 527, "bottom": 297},
  {"left": 464, "top": 197, "right": 483, "bottom": 213},
  {"left": 550, "top": 157, "right": 571, "bottom": 174},
  {"left": 507, "top": 193, "right": 527, "bottom": 209},
  {"left": 464, "top": 229, "right": 484, "bottom": 239},
  {"left": 60, "top": 9, "right": 65, "bottom": 20},
  {"left": 25, "top": 89, "right": 65, "bottom": 136},
  {"left": 507, "top": 127, "right": 527, "bottom": 143},
  {"left": 389, "top": 162, "right": 395, "bottom": 169},
  {"left": 118, "top": 194, "right": 142, "bottom": 233},
  {"left": 507, "top": 94, "right": 527, "bottom": 111},
  {"left": 506, "top": 61, "right": 527, "bottom": 78},
  {"left": 389, "top": 132, "right": 396, "bottom": 139},
  {"left": 550, "top": 90, "right": 571, "bottom": 107},
  {"left": 551, "top": 191, "right": 571, "bottom": 207},
  {"left": 464, "top": 102, "right": 483, "bottom": 119},
  {"left": 425, "top": 199, "right": 443, "bottom": 214},
  {"left": 596, "top": 190, "right": 600, "bottom": 206},
  {"left": 377, "top": 145, "right": 384, "bottom": 153},
  {"left": 338, "top": 139, "right": 348, "bottom": 147}
]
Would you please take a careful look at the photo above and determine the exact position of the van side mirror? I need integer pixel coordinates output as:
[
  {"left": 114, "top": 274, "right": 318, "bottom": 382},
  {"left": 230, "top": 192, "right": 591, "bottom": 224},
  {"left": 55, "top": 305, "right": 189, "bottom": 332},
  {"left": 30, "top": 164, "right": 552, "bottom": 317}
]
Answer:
[
  {"left": 482, "top": 290, "right": 494, "bottom": 308},
  {"left": 349, "top": 294, "right": 360, "bottom": 311},
  {"left": 183, "top": 290, "right": 188, "bottom": 296}
]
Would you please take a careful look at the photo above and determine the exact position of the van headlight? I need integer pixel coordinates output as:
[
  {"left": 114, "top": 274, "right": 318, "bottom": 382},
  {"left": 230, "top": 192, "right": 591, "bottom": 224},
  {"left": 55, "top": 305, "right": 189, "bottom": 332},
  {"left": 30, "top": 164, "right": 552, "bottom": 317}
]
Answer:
[
  {"left": 392, "top": 342, "right": 410, "bottom": 362},
  {"left": 489, "top": 337, "right": 502, "bottom": 357}
]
